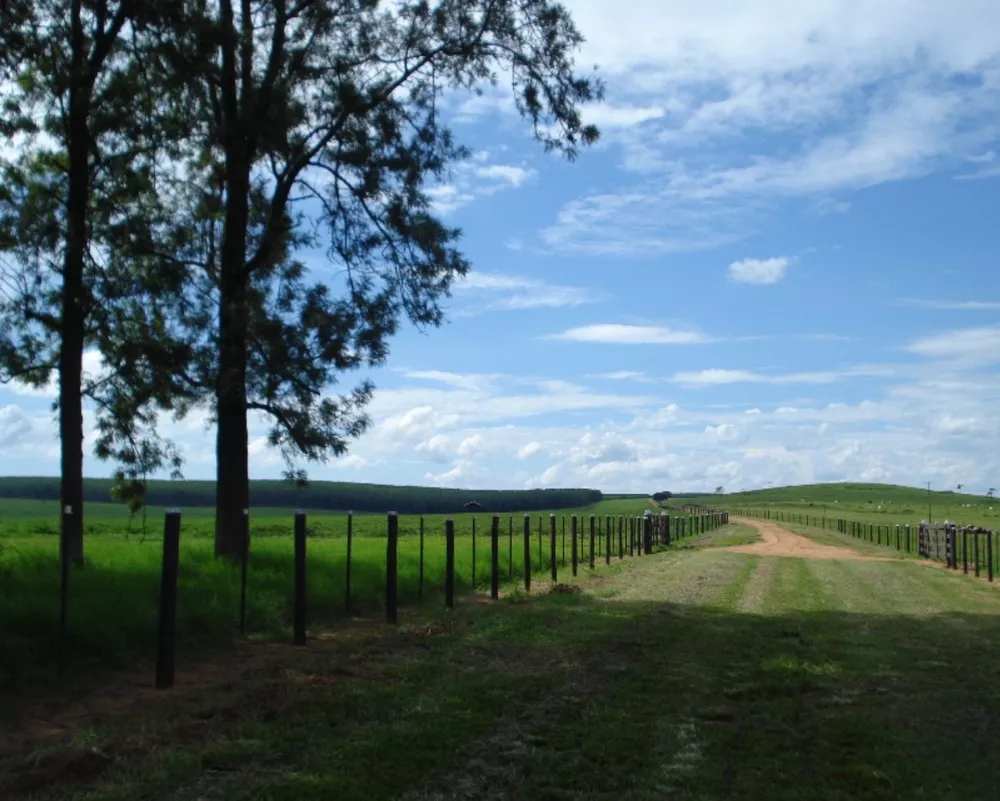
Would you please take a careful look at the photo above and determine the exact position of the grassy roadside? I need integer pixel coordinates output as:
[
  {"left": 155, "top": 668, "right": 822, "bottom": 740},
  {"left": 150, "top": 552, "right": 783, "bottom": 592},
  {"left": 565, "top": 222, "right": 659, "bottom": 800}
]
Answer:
[{"left": 5, "top": 525, "right": 1000, "bottom": 799}]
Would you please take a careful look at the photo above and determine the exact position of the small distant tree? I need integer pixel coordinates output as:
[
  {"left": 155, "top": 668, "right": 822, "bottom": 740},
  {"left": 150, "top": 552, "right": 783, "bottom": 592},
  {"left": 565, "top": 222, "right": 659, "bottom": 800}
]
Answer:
[
  {"left": 651, "top": 491, "right": 672, "bottom": 503},
  {"left": 715, "top": 486, "right": 725, "bottom": 495},
  {"left": 988, "top": 488, "right": 996, "bottom": 500}
]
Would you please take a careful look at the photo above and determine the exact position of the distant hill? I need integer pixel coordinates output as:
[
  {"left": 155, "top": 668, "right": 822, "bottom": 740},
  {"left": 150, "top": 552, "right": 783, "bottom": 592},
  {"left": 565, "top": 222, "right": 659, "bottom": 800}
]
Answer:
[
  {"left": 0, "top": 476, "right": 602, "bottom": 515},
  {"left": 671, "top": 482, "right": 990, "bottom": 507}
]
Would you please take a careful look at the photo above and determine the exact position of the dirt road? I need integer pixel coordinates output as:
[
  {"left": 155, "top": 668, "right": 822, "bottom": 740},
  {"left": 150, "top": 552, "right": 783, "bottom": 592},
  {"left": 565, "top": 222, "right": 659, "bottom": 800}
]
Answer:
[{"left": 727, "top": 517, "right": 895, "bottom": 561}]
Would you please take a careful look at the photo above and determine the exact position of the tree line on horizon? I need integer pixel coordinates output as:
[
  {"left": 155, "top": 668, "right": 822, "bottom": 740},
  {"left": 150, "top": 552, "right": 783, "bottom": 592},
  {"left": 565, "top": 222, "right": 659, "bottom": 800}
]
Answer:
[
  {"left": 0, "top": 476, "right": 602, "bottom": 515},
  {"left": 0, "top": 0, "right": 602, "bottom": 561}
]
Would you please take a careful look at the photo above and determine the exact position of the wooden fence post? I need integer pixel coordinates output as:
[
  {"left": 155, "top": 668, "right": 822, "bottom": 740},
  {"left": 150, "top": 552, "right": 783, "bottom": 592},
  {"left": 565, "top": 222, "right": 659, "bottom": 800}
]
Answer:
[
  {"left": 471, "top": 516, "right": 476, "bottom": 587},
  {"left": 988, "top": 531, "right": 994, "bottom": 583},
  {"left": 156, "top": 510, "right": 182, "bottom": 689},
  {"left": 618, "top": 516, "right": 624, "bottom": 560},
  {"left": 445, "top": 520, "right": 455, "bottom": 609},
  {"left": 523, "top": 514, "right": 532, "bottom": 591},
  {"left": 491, "top": 514, "right": 500, "bottom": 601},
  {"left": 963, "top": 528, "right": 968, "bottom": 574},
  {"left": 294, "top": 510, "right": 308, "bottom": 643},
  {"left": 385, "top": 512, "right": 398, "bottom": 625}
]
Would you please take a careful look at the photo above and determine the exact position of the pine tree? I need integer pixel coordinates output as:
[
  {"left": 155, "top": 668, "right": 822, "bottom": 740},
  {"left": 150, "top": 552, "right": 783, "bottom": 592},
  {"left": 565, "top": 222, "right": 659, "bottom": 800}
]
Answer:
[{"left": 158, "top": 0, "right": 603, "bottom": 558}]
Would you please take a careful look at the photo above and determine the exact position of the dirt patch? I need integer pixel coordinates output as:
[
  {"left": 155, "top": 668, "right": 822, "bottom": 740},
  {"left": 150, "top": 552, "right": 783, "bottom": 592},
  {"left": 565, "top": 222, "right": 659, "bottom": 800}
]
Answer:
[
  {"left": 726, "top": 518, "right": 894, "bottom": 562},
  {"left": 550, "top": 583, "right": 582, "bottom": 595}
]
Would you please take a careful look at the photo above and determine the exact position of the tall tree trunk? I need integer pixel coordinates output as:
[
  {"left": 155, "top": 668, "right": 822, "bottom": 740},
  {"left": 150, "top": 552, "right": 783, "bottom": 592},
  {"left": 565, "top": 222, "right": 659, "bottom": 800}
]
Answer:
[
  {"left": 213, "top": 145, "right": 250, "bottom": 559},
  {"left": 214, "top": 260, "right": 250, "bottom": 560},
  {"left": 213, "top": 0, "right": 253, "bottom": 560},
  {"left": 59, "top": 0, "right": 88, "bottom": 566}
]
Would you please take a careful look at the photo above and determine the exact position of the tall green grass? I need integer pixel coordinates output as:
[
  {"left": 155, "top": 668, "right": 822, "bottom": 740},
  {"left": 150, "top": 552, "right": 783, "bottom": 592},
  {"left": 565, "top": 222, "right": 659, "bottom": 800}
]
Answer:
[{"left": 0, "top": 502, "right": 661, "bottom": 686}]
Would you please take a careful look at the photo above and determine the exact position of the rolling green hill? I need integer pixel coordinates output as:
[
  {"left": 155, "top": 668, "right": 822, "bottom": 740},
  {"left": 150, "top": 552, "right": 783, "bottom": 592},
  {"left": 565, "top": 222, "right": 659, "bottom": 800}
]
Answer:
[{"left": 671, "top": 482, "right": 997, "bottom": 528}]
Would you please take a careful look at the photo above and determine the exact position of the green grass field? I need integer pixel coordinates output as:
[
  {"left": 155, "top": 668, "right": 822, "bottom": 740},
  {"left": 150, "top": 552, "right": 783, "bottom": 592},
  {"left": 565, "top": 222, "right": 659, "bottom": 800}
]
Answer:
[
  {"left": 5, "top": 517, "right": 1000, "bottom": 799},
  {"left": 0, "top": 498, "right": 668, "bottom": 688}
]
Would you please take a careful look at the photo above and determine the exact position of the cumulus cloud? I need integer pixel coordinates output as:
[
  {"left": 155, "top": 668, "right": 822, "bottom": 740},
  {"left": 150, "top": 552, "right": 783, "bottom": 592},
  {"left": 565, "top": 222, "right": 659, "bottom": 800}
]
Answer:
[{"left": 728, "top": 257, "right": 791, "bottom": 284}]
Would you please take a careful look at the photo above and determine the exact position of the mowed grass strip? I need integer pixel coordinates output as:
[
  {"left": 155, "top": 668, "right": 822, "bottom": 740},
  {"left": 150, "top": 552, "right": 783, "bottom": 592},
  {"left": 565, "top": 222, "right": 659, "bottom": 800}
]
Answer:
[{"left": 6, "top": 528, "right": 1000, "bottom": 799}]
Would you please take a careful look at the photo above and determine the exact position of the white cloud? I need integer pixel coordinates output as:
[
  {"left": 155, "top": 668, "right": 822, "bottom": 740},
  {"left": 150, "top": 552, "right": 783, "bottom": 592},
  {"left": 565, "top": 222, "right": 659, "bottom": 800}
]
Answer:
[
  {"left": 907, "top": 326, "right": 1000, "bottom": 366},
  {"left": 900, "top": 299, "right": 1000, "bottom": 310},
  {"left": 537, "top": 1, "right": 1000, "bottom": 254},
  {"left": 547, "top": 324, "right": 708, "bottom": 345},
  {"left": 454, "top": 271, "right": 598, "bottom": 312},
  {"left": 473, "top": 164, "right": 537, "bottom": 187},
  {"left": 588, "top": 370, "right": 655, "bottom": 383},
  {"left": 672, "top": 369, "right": 842, "bottom": 387},
  {"left": 517, "top": 442, "right": 543, "bottom": 459},
  {"left": 457, "top": 434, "right": 486, "bottom": 457},
  {"left": 582, "top": 104, "right": 666, "bottom": 129},
  {"left": 0, "top": 405, "right": 32, "bottom": 447},
  {"left": 728, "top": 257, "right": 791, "bottom": 284}
]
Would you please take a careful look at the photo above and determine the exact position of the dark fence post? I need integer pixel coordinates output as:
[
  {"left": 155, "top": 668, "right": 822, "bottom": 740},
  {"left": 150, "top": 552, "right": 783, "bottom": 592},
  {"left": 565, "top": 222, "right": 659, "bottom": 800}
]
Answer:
[
  {"left": 471, "top": 517, "right": 477, "bottom": 587},
  {"left": 445, "top": 519, "right": 455, "bottom": 609},
  {"left": 572, "top": 516, "right": 578, "bottom": 576},
  {"left": 419, "top": 515, "right": 425, "bottom": 604},
  {"left": 963, "top": 528, "right": 969, "bottom": 574},
  {"left": 550, "top": 514, "right": 558, "bottom": 582},
  {"left": 491, "top": 514, "right": 500, "bottom": 601},
  {"left": 239, "top": 508, "right": 249, "bottom": 636},
  {"left": 386, "top": 512, "right": 398, "bottom": 625},
  {"left": 605, "top": 517, "right": 611, "bottom": 565},
  {"left": 538, "top": 515, "right": 543, "bottom": 568},
  {"left": 644, "top": 515, "right": 652, "bottom": 555},
  {"left": 294, "top": 510, "right": 308, "bottom": 644},
  {"left": 589, "top": 515, "right": 596, "bottom": 569},
  {"left": 618, "top": 516, "right": 624, "bottom": 560},
  {"left": 156, "top": 509, "right": 182, "bottom": 690},
  {"left": 988, "top": 531, "right": 994, "bottom": 583},
  {"left": 562, "top": 516, "right": 567, "bottom": 565},
  {"left": 523, "top": 514, "right": 531, "bottom": 591},
  {"left": 975, "top": 531, "right": 981, "bottom": 577},
  {"left": 345, "top": 512, "right": 353, "bottom": 613}
]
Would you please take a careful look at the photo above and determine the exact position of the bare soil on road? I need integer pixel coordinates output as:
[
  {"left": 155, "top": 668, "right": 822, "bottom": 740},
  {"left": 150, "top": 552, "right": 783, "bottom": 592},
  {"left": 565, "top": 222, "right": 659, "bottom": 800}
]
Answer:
[{"left": 727, "top": 517, "right": 895, "bottom": 561}]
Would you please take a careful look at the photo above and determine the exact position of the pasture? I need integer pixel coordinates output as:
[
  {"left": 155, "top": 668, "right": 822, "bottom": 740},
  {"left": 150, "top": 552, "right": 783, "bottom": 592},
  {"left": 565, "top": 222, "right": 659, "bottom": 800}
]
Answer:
[
  {"left": 0, "top": 497, "right": 661, "bottom": 687},
  {"left": 4, "top": 515, "right": 1000, "bottom": 799}
]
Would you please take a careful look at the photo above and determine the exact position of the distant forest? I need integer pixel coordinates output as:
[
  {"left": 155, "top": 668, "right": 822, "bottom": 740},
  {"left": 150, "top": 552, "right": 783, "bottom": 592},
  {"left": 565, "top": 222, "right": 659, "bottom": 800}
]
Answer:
[{"left": 0, "top": 477, "right": 603, "bottom": 515}]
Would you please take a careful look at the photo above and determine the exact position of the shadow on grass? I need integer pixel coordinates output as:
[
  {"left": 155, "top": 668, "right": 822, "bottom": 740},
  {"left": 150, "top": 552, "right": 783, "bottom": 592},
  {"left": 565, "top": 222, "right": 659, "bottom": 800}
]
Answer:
[{"left": 3, "top": 584, "right": 1000, "bottom": 800}]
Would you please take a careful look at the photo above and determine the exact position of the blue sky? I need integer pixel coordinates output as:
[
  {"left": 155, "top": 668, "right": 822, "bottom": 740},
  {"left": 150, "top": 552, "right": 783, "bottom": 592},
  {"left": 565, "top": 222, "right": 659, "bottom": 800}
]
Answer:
[{"left": 2, "top": 0, "right": 999, "bottom": 493}]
